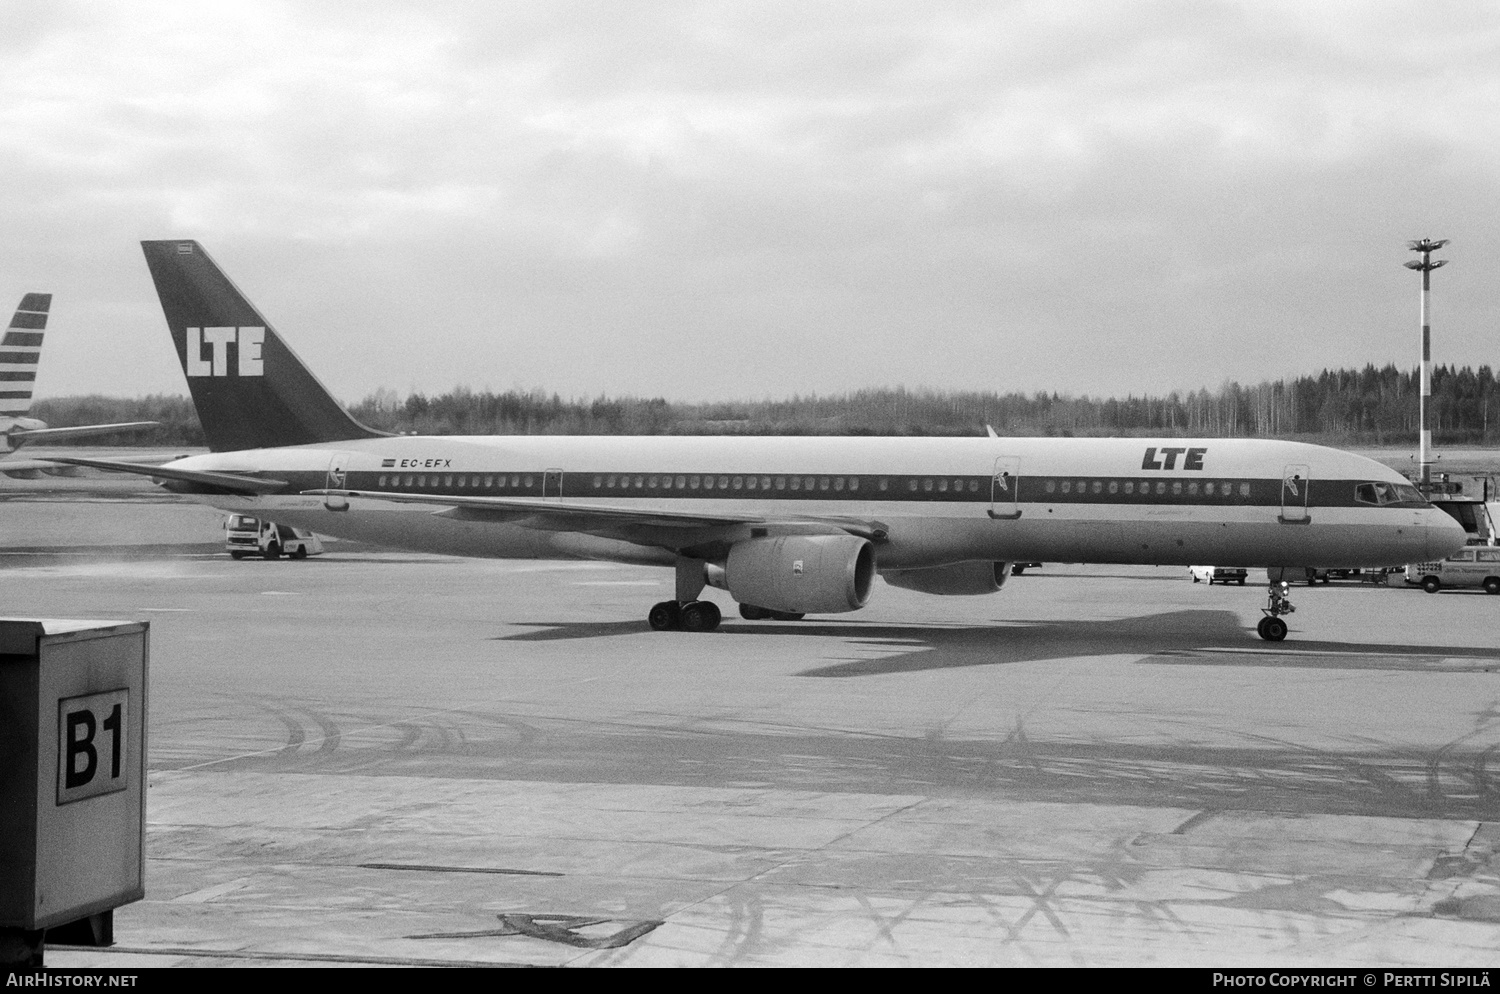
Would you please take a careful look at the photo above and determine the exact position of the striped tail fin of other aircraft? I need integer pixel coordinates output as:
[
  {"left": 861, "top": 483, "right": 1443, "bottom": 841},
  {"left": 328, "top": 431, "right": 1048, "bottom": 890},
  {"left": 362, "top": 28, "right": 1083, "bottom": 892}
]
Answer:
[{"left": 0, "top": 293, "right": 51, "bottom": 418}]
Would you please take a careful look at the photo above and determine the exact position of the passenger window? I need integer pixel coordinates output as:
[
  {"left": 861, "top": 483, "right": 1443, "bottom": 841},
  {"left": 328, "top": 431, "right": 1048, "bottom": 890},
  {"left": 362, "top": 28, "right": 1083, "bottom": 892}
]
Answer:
[
  {"left": 745, "top": 476, "right": 756, "bottom": 490},
  {"left": 803, "top": 477, "right": 814, "bottom": 490},
  {"left": 1155, "top": 482, "right": 1166, "bottom": 495},
  {"left": 703, "top": 476, "right": 714, "bottom": 490},
  {"left": 1238, "top": 482, "right": 1250, "bottom": 497},
  {"left": 633, "top": 476, "right": 643, "bottom": 488},
  {"left": 1123, "top": 481, "right": 1133, "bottom": 494},
  {"left": 457, "top": 476, "right": 467, "bottom": 488},
  {"left": 851, "top": 478, "right": 860, "bottom": 491},
  {"left": 761, "top": 477, "right": 772, "bottom": 490},
  {"left": 833, "top": 477, "right": 844, "bottom": 491},
  {"left": 511, "top": 475, "right": 521, "bottom": 487},
  {"left": 1061, "top": 481, "right": 1071, "bottom": 494},
  {"left": 820, "top": 477, "right": 830, "bottom": 490},
  {"left": 966, "top": 480, "right": 976, "bottom": 492},
  {"left": 444, "top": 475, "right": 453, "bottom": 487},
  {"left": 1204, "top": 482, "right": 1214, "bottom": 496},
  {"left": 676, "top": 476, "right": 686, "bottom": 488},
  {"left": 649, "top": 475, "right": 659, "bottom": 488},
  {"left": 776, "top": 477, "right": 786, "bottom": 490},
  {"left": 789, "top": 477, "right": 800, "bottom": 491},
  {"left": 878, "top": 479, "right": 888, "bottom": 491},
  {"left": 1091, "top": 481, "right": 1102, "bottom": 494},
  {"left": 1171, "top": 481, "right": 1182, "bottom": 495},
  {"left": 938, "top": 479, "right": 948, "bottom": 492},
  {"left": 733, "top": 476, "right": 743, "bottom": 489},
  {"left": 1108, "top": 480, "right": 1118, "bottom": 494},
  {"left": 378, "top": 475, "right": 387, "bottom": 487},
  {"left": 689, "top": 476, "right": 700, "bottom": 489},
  {"left": 908, "top": 479, "right": 918, "bottom": 492}
]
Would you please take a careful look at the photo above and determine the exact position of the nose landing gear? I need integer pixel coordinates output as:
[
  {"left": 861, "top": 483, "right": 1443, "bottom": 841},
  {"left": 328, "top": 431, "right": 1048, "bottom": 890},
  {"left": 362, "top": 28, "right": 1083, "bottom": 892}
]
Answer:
[{"left": 1257, "top": 581, "right": 1294, "bottom": 641}]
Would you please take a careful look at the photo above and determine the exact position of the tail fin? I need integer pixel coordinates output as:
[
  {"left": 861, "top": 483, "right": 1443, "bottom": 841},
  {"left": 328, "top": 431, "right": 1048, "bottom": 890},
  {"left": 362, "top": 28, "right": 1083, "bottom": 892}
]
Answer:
[
  {"left": 0, "top": 293, "right": 50, "bottom": 417},
  {"left": 140, "top": 240, "right": 385, "bottom": 452}
]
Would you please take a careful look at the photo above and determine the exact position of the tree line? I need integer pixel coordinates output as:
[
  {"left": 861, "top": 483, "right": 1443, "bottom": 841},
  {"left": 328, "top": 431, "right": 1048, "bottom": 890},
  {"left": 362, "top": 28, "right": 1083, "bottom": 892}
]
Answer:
[{"left": 30, "top": 363, "right": 1500, "bottom": 446}]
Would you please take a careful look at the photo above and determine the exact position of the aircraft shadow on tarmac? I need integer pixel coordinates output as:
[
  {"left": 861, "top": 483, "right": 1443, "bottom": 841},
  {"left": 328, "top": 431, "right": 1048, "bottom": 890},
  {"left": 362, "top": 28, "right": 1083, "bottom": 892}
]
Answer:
[{"left": 496, "top": 609, "right": 1500, "bottom": 679}]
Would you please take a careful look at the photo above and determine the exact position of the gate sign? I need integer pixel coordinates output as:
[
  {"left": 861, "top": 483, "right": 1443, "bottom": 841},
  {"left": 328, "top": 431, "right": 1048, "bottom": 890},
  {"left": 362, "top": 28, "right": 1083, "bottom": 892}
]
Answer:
[{"left": 57, "top": 689, "right": 129, "bottom": 804}]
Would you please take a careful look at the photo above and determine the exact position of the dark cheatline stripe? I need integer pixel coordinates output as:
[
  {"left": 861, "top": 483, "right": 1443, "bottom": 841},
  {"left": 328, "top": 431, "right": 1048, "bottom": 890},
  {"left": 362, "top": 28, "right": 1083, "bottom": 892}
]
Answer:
[
  {"left": 0, "top": 351, "right": 40, "bottom": 364},
  {"left": 7, "top": 312, "right": 47, "bottom": 330},
  {"left": 17, "top": 294, "right": 50, "bottom": 313},
  {"left": 0, "top": 390, "right": 33, "bottom": 399},
  {"left": 0, "top": 371, "right": 36, "bottom": 381},
  {"left": 1, "top": 331, "right": 44, "bottom": 347},
  {"left": 260, "top": 469, "right": 1408, "bottom": 511}
]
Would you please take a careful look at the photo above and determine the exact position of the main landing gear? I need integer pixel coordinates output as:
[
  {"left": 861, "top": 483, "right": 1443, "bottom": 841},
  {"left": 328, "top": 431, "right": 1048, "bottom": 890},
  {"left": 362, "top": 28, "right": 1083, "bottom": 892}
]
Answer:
[
  {"left": 648, "top": 599, "right": 722, "bottom": 632},
  {"left": 1256, "top": 581, "right": 1294, "bottom": 641}
]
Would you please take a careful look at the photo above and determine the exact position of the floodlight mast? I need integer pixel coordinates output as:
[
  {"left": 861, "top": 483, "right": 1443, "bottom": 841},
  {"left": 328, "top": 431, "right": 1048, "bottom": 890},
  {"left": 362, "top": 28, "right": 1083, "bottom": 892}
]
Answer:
[{"left": 1404, "top": 238, "right": 1448, "bottom": 486}]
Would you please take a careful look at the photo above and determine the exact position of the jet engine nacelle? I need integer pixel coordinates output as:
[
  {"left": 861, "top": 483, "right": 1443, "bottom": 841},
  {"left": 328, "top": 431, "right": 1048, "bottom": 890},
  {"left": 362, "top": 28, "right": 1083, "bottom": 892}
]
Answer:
[
  {"left": 722, "top": 534, "right": 875, "bottom": 614},
  {"left": 881, "top": 561, "right": 1012, "bottom": 595}
]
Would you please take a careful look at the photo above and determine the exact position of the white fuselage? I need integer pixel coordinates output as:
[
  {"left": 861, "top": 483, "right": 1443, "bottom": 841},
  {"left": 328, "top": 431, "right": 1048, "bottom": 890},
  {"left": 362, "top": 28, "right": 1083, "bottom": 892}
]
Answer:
[{"left": 157, "top": 434, "right": 1465, "bottom": 571}]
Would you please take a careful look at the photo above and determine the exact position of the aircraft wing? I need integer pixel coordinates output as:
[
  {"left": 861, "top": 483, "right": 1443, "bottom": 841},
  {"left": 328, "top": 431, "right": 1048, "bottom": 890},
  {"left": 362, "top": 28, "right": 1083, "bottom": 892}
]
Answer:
[
  {"left": 305, "top": 489, "right": 889, "bottom": 542},
  {"left": 38, "top": 455, "right": 288, "bottom": 494}
]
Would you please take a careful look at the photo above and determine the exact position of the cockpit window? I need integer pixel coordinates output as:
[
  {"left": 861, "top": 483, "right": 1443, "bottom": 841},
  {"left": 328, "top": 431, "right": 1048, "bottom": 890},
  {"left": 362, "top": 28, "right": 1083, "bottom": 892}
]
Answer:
[{"left": 1355, "top": 482, "right": 1425, "bottom": 506}]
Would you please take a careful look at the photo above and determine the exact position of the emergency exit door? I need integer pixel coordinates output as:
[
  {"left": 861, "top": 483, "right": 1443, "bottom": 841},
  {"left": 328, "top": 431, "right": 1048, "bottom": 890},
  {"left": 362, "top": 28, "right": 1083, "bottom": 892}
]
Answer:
[
  {"left": 1280, "top": 463, "right": 1310, "bottom": 523},
  {"left": 989, "top": 456, "right": 1021, "bottom": 519},
  {"left": 323, "top": 452, "right": 353, "bottom": 511}
]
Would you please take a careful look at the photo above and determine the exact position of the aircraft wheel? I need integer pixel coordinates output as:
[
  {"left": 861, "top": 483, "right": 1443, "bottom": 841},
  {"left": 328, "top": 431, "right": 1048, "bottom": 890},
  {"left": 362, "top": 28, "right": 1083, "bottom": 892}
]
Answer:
[
  {"left": 770, "top": 611, "right": 805, "bottom": 621},
  {"left": 681, "top": 600, "right": 721, "bottom": 632},
  {"left": 1011, "top": 565, "right": 1026, "bottom": 575},
  {"left": 648, "top": 601, "right": 681, "bottom": 631},
  {"left": 1257, "top": 617, "right": 1287, "bottom": 641},
  {"left": 1421, "top": 576, "right": 1441, "bottom": 594},
  {"left": 739, "top": 603, "right": 772, "bottom": 620},
  {"left": 1485, "top": 577, "right": 1500, "bottom": 595},
  {"left": 263, "top": 544, "right": 282, "bottom": 560},
  {"left": 1238, "top": 578, "right": 1246, "bottom": 585}
]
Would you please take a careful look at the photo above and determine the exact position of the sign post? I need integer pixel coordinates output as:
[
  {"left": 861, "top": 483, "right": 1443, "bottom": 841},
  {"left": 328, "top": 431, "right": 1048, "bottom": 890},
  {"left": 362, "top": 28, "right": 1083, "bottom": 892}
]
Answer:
[{"left": 0, "top": 619, "right": 149, "bottom": 968}]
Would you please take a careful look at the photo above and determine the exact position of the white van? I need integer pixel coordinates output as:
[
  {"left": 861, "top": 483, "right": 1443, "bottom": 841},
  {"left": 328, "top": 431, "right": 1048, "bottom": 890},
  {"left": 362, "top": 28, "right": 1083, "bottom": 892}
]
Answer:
[
  {"left": 225, "top": 515, "right": 324, "bottom": 560},
  {"left": 1405, "top": 547, "right": 1500, "bottom": 594}
]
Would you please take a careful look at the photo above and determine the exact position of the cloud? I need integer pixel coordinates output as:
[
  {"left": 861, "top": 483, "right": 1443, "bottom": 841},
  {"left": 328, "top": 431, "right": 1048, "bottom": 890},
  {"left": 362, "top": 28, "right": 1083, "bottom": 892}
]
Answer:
[{"left": 3, "top": 0, "right": 1499, "bottom": 404}]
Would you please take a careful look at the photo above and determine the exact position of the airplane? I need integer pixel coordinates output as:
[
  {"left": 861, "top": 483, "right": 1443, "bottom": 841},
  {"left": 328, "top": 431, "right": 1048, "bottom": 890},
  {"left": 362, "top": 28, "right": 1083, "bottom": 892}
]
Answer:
[
  {"left": 0, "top": 292, "right": 157, "bottom": 478},
  {"left": 44, "top": 240, "right": 1468, "bottom": 641}
]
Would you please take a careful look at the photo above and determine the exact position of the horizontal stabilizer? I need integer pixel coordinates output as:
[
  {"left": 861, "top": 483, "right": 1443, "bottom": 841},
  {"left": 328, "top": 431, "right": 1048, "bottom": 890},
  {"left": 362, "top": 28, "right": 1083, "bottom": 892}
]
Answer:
[
  {"left": 7, "top": 421, "right": 157, "bottom": 443},
  {"left": 41, "top": 455, "right": 287, "bottom": 494}
]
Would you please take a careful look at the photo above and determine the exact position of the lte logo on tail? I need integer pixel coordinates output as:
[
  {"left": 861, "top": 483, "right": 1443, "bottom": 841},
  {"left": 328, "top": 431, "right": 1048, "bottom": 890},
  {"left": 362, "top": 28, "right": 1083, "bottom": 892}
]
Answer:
[{"left": 186, "top": 326, "right": 264, "bottom": 377}]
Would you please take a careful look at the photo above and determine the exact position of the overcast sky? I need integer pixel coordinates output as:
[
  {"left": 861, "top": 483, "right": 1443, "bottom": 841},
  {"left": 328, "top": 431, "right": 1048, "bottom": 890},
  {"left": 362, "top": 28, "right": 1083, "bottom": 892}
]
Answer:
[{"left": 3, "top": 1, "right": 1498, "bottom": 406}]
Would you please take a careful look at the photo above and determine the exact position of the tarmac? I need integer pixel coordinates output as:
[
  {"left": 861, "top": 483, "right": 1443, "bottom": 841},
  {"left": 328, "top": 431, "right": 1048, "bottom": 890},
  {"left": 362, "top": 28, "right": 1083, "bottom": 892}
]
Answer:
[{"left": 3, "top": 490, "right": 1500, "bottom": 967}]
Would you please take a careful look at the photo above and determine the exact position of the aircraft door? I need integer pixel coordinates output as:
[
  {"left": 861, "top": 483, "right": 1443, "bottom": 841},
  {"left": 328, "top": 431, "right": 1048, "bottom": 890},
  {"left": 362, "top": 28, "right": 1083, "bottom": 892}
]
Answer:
[
  {"left": 323, "top": 451, "right": 353, "bottom": 511},
  {"left": 989, "top": 456, "right": 1022, "bottom": 520},
  {"left": 543, "top": 468, "right": 563, "bottom": 500},
  {"left": 1280, "top": 463, "right": 1310, "bottom": 524}
]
